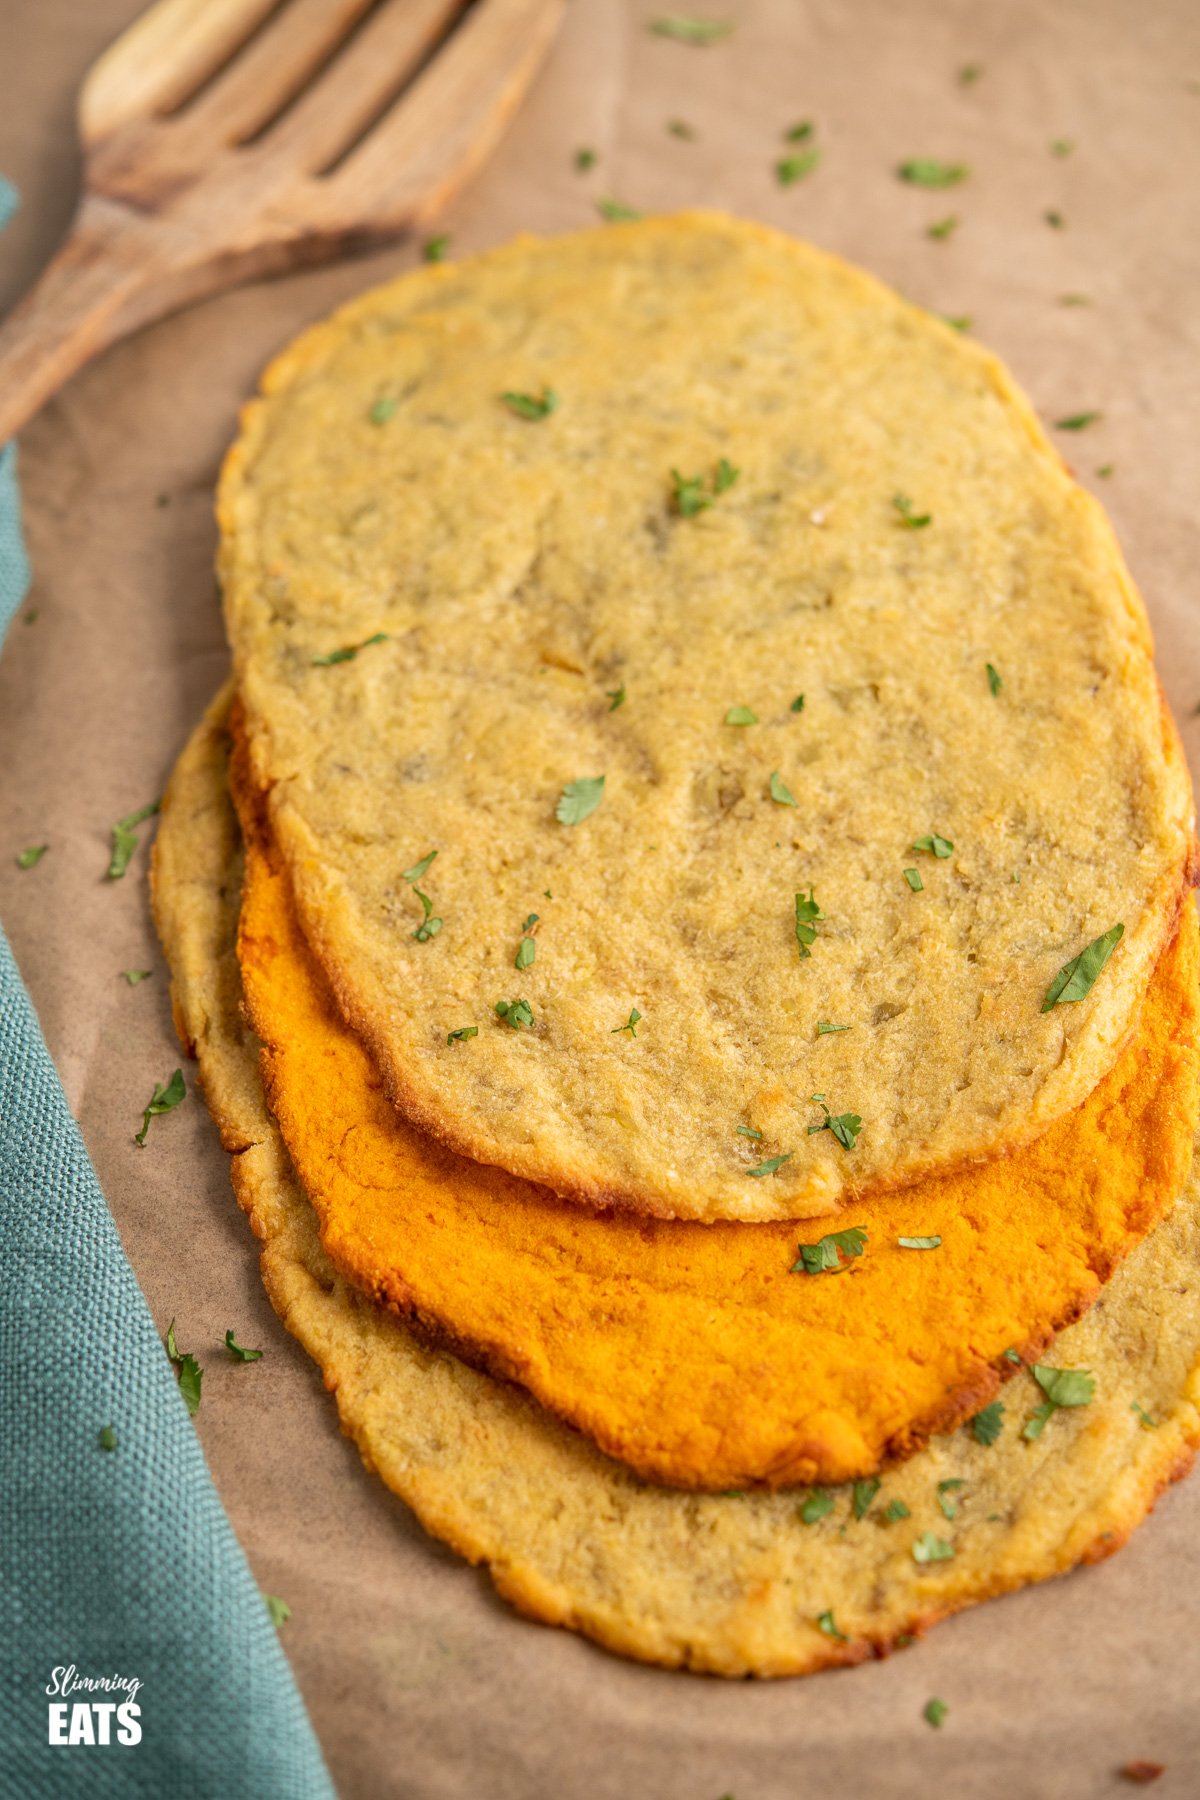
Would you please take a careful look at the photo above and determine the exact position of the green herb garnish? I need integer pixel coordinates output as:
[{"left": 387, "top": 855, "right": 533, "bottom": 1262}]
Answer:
[
  {"left": 898, "top": 1235, "right": 941, "bottom": 1250},
  {"left": 575, "top": 147, "right": 596, "bottom": 172},
  {"left": 311, "top": 631, "right": 389, "bottom": 666},
  {"left": 735, "top": 1124, "right": 763, "bottom": 1139},
  {"left": 1003, "top": 1347, "right": 1022, "bottom": 1365},
  {"left": 369, "top": 396, "right": 397, "bottom": 425},
  {"left": 725, "top": 705, "right": 758, "bottom": 725},
  {"left": 958, "top": 63, "right": 983, "bottom": 83},
  {"left": 122, "top": 969, "right": 152, "bottom": 985},
  {"left": 776, "top": 149, "right": 821, "bottom": 185},
  {"left": 903, "top": 868, "right": 923, "bottom": 892},
  {"left": 937, "top": 1478, "right": 965, "bottom": 1521},
  {"left": 912, "top": 1531, "right": 955, "bottom": 1564},
  {"left": 411, "top": 889, "right": 442, "bottom": 943},
  {"left": 606, "top": 683, "right": 626, "bottom": 710},
  {"left": 402, "top": 851, "right": 438, "bottom": 883},
  {"left": 515, "top": 937, "right": 536, "bottom": 971},
  {"left": 816, "top": 1021, "right": 850, "bottom": 1035},
  {"left": 1051, "top": 137, "right": 1073, "bottom": 157},
  {"left": 790, "top": 693, "right": 806, "bottom": 713},
  {"left": 747, "top": 1152, "right": 794, "bottom": 1178},
  {"left": 927, "top": 214, "right": 959, "bottom": 240},
  {"left": 941, "top": 314, "right": 972, "bottom": 331},
  {"left": 816, "top": 1610, "right": 848, "bottom": 1640},
  {"left": 912, "top": 832, "right": 953, "bottom": 858},
  {"left": 16, "top": 844, "right": 47, "bottom": 869},
  {"left": 135, "top": 1068, "right": 185, "bottom": 1147},
  {"left": 447, "top": 1026, "right": 479, "bottom": 1044},
  {"left": 265, "top": 1595, "right": 291, "bottom": 1628},
  {"left": 1045, "top": 208, "right": 1065, "bottom": 229},
  {"left": 165, "top": 1319, "right": 202, "bottom": 1417},
  {"left": 556, "top": 775, "right": 606, "bottom": 825},
  {"left": 423, "top": 235, "right": 450, "bottom": 262},
  {"left": 1131, "top": 1402, "right": 1156, "bottom": 1430},
  {"left": 924, "top": 1698, "right": 948, "bottom": 1729},
  {"left": 807, "top": 1094, "right": 861, "bottom": 1150},
  {"left": 883, "top": 1499, "right": 911, "bottom": 1522},
  {"left": 792, "top": 1225, "right": 868, "bottom": 1274},
  {"left": 898, "top": 159, "right": 969, "bottom": 188},
  {"left": 108, "top": 799, "right": 161, "bottom": 880},
  {"left": 671, "top": 458, "right": 739, "bottom": 517},
  {"left": 596, "top": 197, "right": 642, "bottom": 222},
  {"left": 852, "top": 1477, "right": 881, "bottom": 1520},
  {"left": 98, "top": 1425, "right": 118, "bottom": 1452},
  {"left": 987, "top": 662, "right": 1002, "bottom": 696},
  {"left": 769, "top": 770, "right": 797, "bottom": 806},
  {"left": 649, "top": 14, "right": 733, "bottom": 43},
  {"left": 1041, "top": 922, "right": 1123, "bottom": 1011},
  {"left": 794, "top": 887, "right": 823, "bottom": 958},
  {"left": 971, "top": 1400, "right": 1005, "bottom": 1446},
  {"left": 667, "top": 119, "right": 696, "bottom": 139},
  {"left": 502, "top": 387, "right": 558, "bottom": 421},
  {"left": 893, "top": 493, "right": 932, "bottom": 528},
  {"left": 1096, "top": 464, "right": 1114, "bottom": 479},
  {"left": 225, "top": 1330, "right": 263, "bottom": 1363},
  {"left": 1054, "top": 410, "right": 1101, "bottom": 431},
  {"left": 612, "top": 1008, "right": 642, "bottom": 1038},
  {"left": 1023, "top": 1364, "right": 1096, "bottom": 1440},
  {"left": 495, "top": 998, "right": 534, "bottom": 1030},
  {"left": 799, "top": 1488, "right": 834, "bottom": 1524}
]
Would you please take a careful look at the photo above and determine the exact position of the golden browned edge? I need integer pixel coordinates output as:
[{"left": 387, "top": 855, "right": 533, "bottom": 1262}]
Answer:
[
  {"left": 226, "top": 696, "right": 1198, "bottom": 1492},
  {"left": 217, "top": 215, "right": 1198, "bottom": 1225},
  {"left": 153, "top": 686, "right": 1200, "bottom": 1677}
]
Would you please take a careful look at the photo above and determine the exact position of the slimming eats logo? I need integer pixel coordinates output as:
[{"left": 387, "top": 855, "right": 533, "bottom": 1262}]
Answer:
[{"left": 46, "top": 1666, "right": 142, "bottom": 1746}]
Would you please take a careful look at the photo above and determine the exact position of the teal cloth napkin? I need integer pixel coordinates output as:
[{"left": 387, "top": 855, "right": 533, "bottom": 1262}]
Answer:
[{"left": 0, "top": 180, "right": 337, "bottom": 1799}]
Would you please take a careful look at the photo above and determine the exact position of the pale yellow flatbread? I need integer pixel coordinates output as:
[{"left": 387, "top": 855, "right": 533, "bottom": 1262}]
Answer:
[
  {"left": 219, "top": 212, "right": 1193, "bottom": 1223},
  {"left": 152, "top": 689, "right": 1200, "bottom": 1677}
]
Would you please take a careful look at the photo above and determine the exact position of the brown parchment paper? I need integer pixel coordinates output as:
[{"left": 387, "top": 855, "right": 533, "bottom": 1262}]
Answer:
[{"left": 3, "top": 2, "right": 1200, "bottom": 1794}]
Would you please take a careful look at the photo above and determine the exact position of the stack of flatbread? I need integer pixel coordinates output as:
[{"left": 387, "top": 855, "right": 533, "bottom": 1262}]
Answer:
[{"left": 152, "top": 212, "right": 1200, "bottom": 1677}]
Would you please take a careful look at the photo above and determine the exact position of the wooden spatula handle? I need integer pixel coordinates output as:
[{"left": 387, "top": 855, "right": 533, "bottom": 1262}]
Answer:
[{"left": 0, "top": 200, "right": 159, "bottom": 446}]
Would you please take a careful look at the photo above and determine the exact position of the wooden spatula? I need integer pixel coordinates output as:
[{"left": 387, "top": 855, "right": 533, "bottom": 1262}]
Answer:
[{"left": 0, "top": 0, "right": 564, "bottom": 444}]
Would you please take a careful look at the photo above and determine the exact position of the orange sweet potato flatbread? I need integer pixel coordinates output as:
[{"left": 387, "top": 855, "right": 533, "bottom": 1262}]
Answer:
[{"left": 233, "top": 736, "right": 1200, "bottom": 1492}]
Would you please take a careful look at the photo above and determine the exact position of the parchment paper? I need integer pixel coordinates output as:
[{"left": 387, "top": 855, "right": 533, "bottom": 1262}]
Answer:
[{"left": 3, "top": 2, "right": 1200, "bottom": 1794}]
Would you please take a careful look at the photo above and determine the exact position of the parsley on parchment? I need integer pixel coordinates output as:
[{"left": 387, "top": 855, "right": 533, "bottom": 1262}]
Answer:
[
  {"left": 423, "top": 235, "right": 450, "bottom": 262},
  {"left": 649, "top": 15, "right": 733, "bottom": 43},
  {"left": 108, "top": 799, "right": 160, "bottom": 880},
  {"left": 1055, "top": 410, "right": 1102, "bottom": 431},
  {"left": 225, "top": 1330, "right": 263, "bottom": 1363},
  {"left": 776, "top": 149, "right": 820, "bottom": 185},
  {"left": 165, "top": 1319, "right": 202, "bottom": 1417},
  {"left": 264, "top": 1595, "right": 291, "bottom": 1628},
  {"left": 596, "top": 197, "right": 642, "bottom": 222},
  {"left": 898, "top": 159, "right": 969, "bottom": 188},
  {"left": 16, "top": 845, "right": 47, "bottom": 869},
  {"left": 135, "top": 1069, "right": 185, "bottom": 1147}
]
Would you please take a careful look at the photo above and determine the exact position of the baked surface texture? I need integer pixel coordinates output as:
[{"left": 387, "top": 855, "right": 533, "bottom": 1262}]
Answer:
[
  {"left": 218, "top": 213, "right": 1193, "bottom": 1222},
  {"left": 231, "top": 713, "right": 1200, "bottom": 1490},
  {"left": 153, "top": 690, "right": 1200, "bottom": 1677}
]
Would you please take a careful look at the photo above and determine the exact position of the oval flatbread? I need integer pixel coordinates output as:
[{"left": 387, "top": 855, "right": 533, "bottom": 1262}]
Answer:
[{"left": 153, "top": 691, "right": 1200, "bottom": 1677}]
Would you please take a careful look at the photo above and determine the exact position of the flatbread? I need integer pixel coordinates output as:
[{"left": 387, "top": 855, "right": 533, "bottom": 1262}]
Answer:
[
  {"left": 231, "top": 708, "right": 1199, "bottom": 1492},
  {"left": 153, "top": 689, "right": 1200, "bottom": 1677},
  {"left": 219, "top": 212, "right": 1194, "bottom": 1223}
]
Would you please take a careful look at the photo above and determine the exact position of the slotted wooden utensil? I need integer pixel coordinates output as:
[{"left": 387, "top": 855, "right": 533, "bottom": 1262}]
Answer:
[{"left": 0, "top": 0, "right": 564, "bottom": 444}]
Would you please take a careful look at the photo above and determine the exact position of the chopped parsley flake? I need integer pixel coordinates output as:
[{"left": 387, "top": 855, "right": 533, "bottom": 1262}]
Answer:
[
  {"left": 612, "top": 1008, "right": 642, "bottom": 1038},
  {"left": 792, "top": 1225, "right": 868, "bottom": 1274},
  {"left": 225, "top": 1330, "right": 263, "bottom": 1363},
  {"left": 725, "top": 705, "right": 758, "bottom": 725},
  {"left": 937, "top": 1478, "right": 965, "bottom": 1521},
  {"left": 606, "top": 683, "right": 626, "bottom": 710},
  {"left": 122, "top": 969, "right": 152, "bottom": 985},
  {"left": 747, "top": 1151, "right": 794, "bottom": 1178},
  {"left": 769, "top": 770, "right": 797, "bottom": 806},
  {"left": 790, "top": 693, "right": 806, "bottom": 713},
  {"left": 794, "top": 887, "right": 823, "bottom": 958},
  {"left": 411, "top": 889, "right": 442, "bottom": 943},
  {"left": 135, "top": 1068, "right": 185, "bottom": 1147},
  {"left": 735, "top": 1124, "right": 763, "bottom": 1139},
  {"left": 495, "top": 998, "right": 534, "bottom": 1030},
  {"left": 265, "top": 1595, "right": 291, "bottom": 1629},
  {"left": 924, "top": 1698, "right": 948, "bottom": 1729},
  {"left": 402, "top": 851, "right": 438, "bottom": 884},
  {"left": 971, "top": 1400, "right": 1006, "bottom": 1446},
  {"left": 447, "top": 1026, "right": 479, "bottom": 1044},
  {"left": 369, "top": 395, "right": 397, "bottom": 425},
  {"left": 898, "top": 159, "right": 969, "bottom": 187},
  {"left": 1054, "top": 410, "right": 1101, "bottom": 431},
  {"left": 785, "top": 120, "right": 815, "bottom": 141},
  {"left": 927, "top": 214, "right": 959, "bottom": 240},
  {"left": 1041, "top": 922, "right": 1123, "bottom": 1011},
  {"left": 1051, "top": 137, "right": 1073, "bottom": 157},
  {"left": 816, "top": 1020, "right": 850, "bottom": 1035},
  {"left": 1096, "top": 464, "right": 1114, "bottom": 479},
  {"left": 776, "top": 148, "right": 821, "bottom": 185},
  {"left": 799, "top": 1488, "right": 834, "bottom": 1524},
  {"left": 941, "top": 314, "right": 972, "bottom": 331},
  {"left": 903, "top": 868, "right": 923, "bottom": 892},
  {"left": 884, "top": 1499, "right": 911, "bottom": 1523},
  {"left": 165, "top": 1319, "right": 202, "bottom": 1417},
  {"left": 1059, "top": 292, "right": 1091, "bottom": 306},
  {"left": 807, "top": 1094, "right": 861, "bottom": 1150},
  {"left": 1023, "top": 1364, "right": 1096, "bottom": 1440},
  {"left": 311, "top": 631, "right": 388, "bottom": 666},
  {"left": 98, "top": 1425, "right": 118, "bottom": 1452},
  {"left": 502, "top": 387, "right": 558, "bottom": 421},
  {"left": 893, "top": 493, "right": 932, "bottom": 528},
  {"left": 958, "top": 62, "right": 983, "bottom": 83},
  {"left": 1045, "top": 208, "right": 1065, "bottom": 229},
  {"left": 671, "top": 458, "right": 739, "bottom": 516},
  {"left": 816, "top": 1609, "right": 848, "bottom": 1641},
  {"left": 649, "top": 14, "right": 733, "bottom": 43},
  {"left": 667, "top": 119, "right": 697, "bottom": 139},
  {"left": 987, "top": 662, "right": 1002, "bottom": 695},
  {"left": 1003, "top": 1347, "right": 1023, "bottom": 1365},
  {"left": 556, "top": 775, "right": 606, "bottom": 825},
  {"left": 16, "top": 844, "right": 47, "bottom": 869},
  {"left": 108, "top": 799, "right": 161, "bottom": 880},
  {"left": 898, "top": 1235, "right": 941, "bottom": 1250},
  {"left": 912, "top": 1531, "right": 955, "bottom": 1564},
  {"left": 852, "top": 1477, "right": 881, "bottom": 1520},
  {"left": 423, "top": 235, "right": 450, "bottom": 263},
  {"left": 1131, "top": 1402, "right": 1157, "bottom": 1430},
  {"left": 574, "top": 147, "right": 596, "bottom": 172},
  {"left": 912, "top": 832, "right": 953, "bottom": 858},
  {"left": 515, "top": 936, "right": 536, "bottom": 971},
  {"left": 596, "top": 197, "right": 642, "bottom": 222}
]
